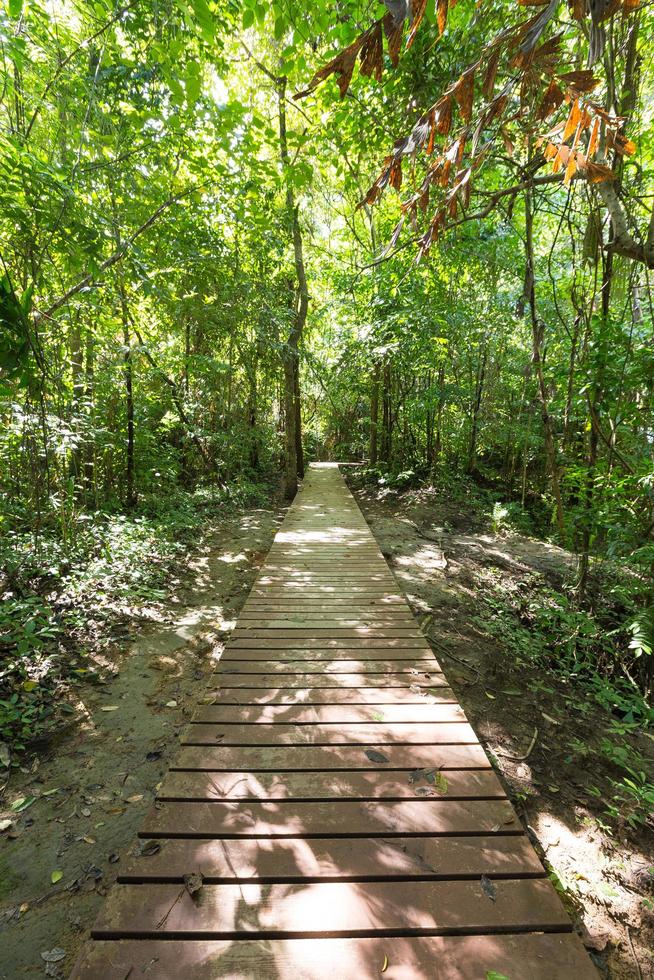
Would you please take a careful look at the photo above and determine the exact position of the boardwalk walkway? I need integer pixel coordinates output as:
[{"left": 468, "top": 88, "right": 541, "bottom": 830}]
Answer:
[{"left": 72, "top": 464, "right": 596, "bottom": 978}]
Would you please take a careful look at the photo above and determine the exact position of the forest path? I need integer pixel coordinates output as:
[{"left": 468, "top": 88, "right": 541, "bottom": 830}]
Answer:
[{"left": 70, "top": 464, "right": 597, "bottom": 979}]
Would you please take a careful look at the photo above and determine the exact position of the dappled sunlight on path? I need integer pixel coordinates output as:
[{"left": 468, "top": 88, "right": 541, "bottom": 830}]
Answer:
[{"left": 71, "top": 464, "right": 596, "bottom": 979}]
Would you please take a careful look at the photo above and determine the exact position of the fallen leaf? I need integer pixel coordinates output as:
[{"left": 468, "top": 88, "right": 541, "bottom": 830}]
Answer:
[
  {"left": 19, "top": 902, "right": 29, "bottom": 913},
  {"left": 0, "top": 742, "right": 10, "bottom": 767},
  {"left": 408, "top": 768, "right": 429, "bottom": 784},
  {"left": 541, "top": 712, "right": 560, "bottom": 725},
  {"left": 485, "top": 690, "right": 495, "bottom": 699},
  {"left": 165, "top": 700, "right": 178, "bottom": 708},
  {"left": 11, "top": 796, "right": 36, "bottom": 812},
  {"left": 140, "top": 841, "right": 161, "bottom": 857},
  {"left": 83, "top": 836, "right": 96, "bottom": 844},
  {"left": 51, "top": 870, "right": 63, "bottom": 885},
  {"left": 381, "top": 953, "right": 389, "bottom": 973},
  {"left": 126, "top": 794, "right": 143, "bottom": 804},
  {"left": 184, "top": 871, "right": 204, "bottom": 896},
  {"left": 40, "top": 948, "right": 66, "bottom": 963},
  {"left": 100, "top": 706, "right": 119, "bottom": 712},
  {"left": 365, "top": 749, "right": 390, "bottom": 764},
  {"left": 433, "top": 772, "right": 449, "bottom": 794},
  {"left": 0, "top": 819, "right": 13, "bottom": 832},
  {"left": 481, "top": 875, "right": 497, "bottom": 901}
]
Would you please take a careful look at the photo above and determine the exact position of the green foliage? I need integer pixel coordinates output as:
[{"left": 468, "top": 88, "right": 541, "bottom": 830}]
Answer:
[
  {"left": 600, "top": 739, "right": 654, "bottom": 829},
  {"left": 0, "top": 481, "right": 273, "bottom": 748},
  {"left": 0, "top": 0, "right": 653, "bottom": 761},
  {"left": 473, "top": 575, "right": 654, "bottom": 728}
]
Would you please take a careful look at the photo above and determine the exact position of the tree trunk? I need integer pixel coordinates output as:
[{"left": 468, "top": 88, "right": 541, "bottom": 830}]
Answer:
[
  {"left": 369, "top": 360, "right": 380, "bottom": 464},
  {"left": 524, "top": 185, "right": 565, "bottom": 538},
  {"left": 380, "top": 361, "right": 392, "bottom": 464},
  {"left": 277, "top": 76, "right": 308, "bottom": 499},
  {"left": 294, "top": 360, "right": 304, "bottom": 478},
  {"left": 434, "top": 363, "right": 445, "bottom": 464},
  {"left": 111, "top": 187, "right": 137, "bottom": 509},
  {"left": 83, "top": 326, "right": 96, "bottom": 503},
  {"left": 467, "top": 342, "right": 487, "bottom": 472},
  {"left": 69, "top": 316, "right": 83, "bottom": 484},
  {"left": 119, "top": 283, "right": 136, "bottom": 509}
]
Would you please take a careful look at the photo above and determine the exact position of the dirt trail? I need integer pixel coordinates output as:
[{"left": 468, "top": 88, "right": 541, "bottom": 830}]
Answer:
[
  {"left": 349, "top": 478, "right": 653, "bottom": 980},
  {"left": 0, "top": 505, "right": 284, "bottom": 979}
]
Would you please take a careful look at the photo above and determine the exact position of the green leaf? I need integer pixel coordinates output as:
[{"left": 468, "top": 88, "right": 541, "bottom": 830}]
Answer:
[
  {"left": 242, "top": 8, "right": 254, "bottom": 28},
  {"left": 51, "top": 869, "right": 63, "bottom": 884},
  {"left": 11, "top": 796, "right": 36, "bottom": 812},
  {"left": 190, "top": 0, "right": 214, "bottom": 43},
  {"left": 185, "top": 64, "right": 201, "bottom": 104},
  {"left": 9, "top": 0, "right": 23, "bottom": 17}
]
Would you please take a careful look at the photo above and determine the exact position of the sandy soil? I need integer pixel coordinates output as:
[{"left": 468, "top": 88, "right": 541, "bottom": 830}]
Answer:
[
  {"left": 347, "top": 476, "right": 653, "bottom": 980},
  {"left": 0, "top": 504, "right": 285, "bottom": 979}
]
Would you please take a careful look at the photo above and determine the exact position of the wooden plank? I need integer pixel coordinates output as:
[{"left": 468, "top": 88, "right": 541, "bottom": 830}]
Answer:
[
  {"left": 156, "top": 768, "right": 506, "bottom": 802},
  {"left": 220, "top": 652, "right": 436, "bottom": 672},
  {"left": 256, "top": 572, "right": 395, "bottom": 579},
  {"left": 238, "top": 611, "right": 416, "bottom": 620},
  {"left": 173, "top": 743, "right": 492, "bottom": 771},
  {"left": 118, "top": 834, "right": 541, "bottom": 882},
  {"left": 215, "top": 660, "right": 443, "bottom": 673},
  {"left": 210, "top": 672, "right": 447, "bottom": 688},
  {"left": 241, "top": 602, "right": 410, "bottom": 609},
  {"left": 250, "top": 589, "right": 405, "bottom": 597},
  {"left": 232, "top": 615, "right": 422, "bottom": 637},
  {"left": 192, "top": 703, "right": 467, "bottom": 724},
  {"left": 90, "top": 879, "right": 570, "bottom": 938},
  {"left": 221, "top": 651, "right": 436, "bottom": 663},
  {"left": 245, "top": 595, "right": 406, "bottom": 603},
  {"left": 228, "top": 636, "right": 429, "bottom": 646},
  {"left": 140, "top": 798, "right": 518, "bottom": 838},
  {"left": 181, "top": 721, "right": 477, "bottom": 746},
  {"left": 71, "top": 933, "right": 600, "bottom": 980},
  {"left": 203, "top": 686, "right": 457, "bottom": 703}
]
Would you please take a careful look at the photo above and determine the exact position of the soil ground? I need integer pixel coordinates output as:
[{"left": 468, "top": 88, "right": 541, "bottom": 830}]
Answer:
[
  {"left": 345, "top": 473, "right": 654, "bottom": 980},
  {"left": 0, "top": 502, "right": 285, "bottom": 979}
]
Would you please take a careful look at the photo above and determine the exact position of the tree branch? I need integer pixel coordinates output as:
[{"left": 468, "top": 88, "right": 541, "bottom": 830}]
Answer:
[
  {"left": 25, "top": 1, "right": 142, "bottom": 139},
  {"left": 595, "top": 180, "right": 654, "bottom": 268},
  {"left": 34, "top": 186, "right": 199, "bottom": 324}
]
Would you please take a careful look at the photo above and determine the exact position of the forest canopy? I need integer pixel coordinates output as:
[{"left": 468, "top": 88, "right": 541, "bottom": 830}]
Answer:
[{"left": 1, "top": 0, "right": 653, "bottom": 749}]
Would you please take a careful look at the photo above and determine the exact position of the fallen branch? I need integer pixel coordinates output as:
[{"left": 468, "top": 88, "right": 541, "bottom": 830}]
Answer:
[{"left": 496, "top": 726, "right": 539, "bottom": 762}]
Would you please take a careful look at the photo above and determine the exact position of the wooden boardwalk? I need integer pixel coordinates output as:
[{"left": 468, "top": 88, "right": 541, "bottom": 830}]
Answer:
[{"left": 71, "top": 464, "right": 596, "bottom": 978}]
